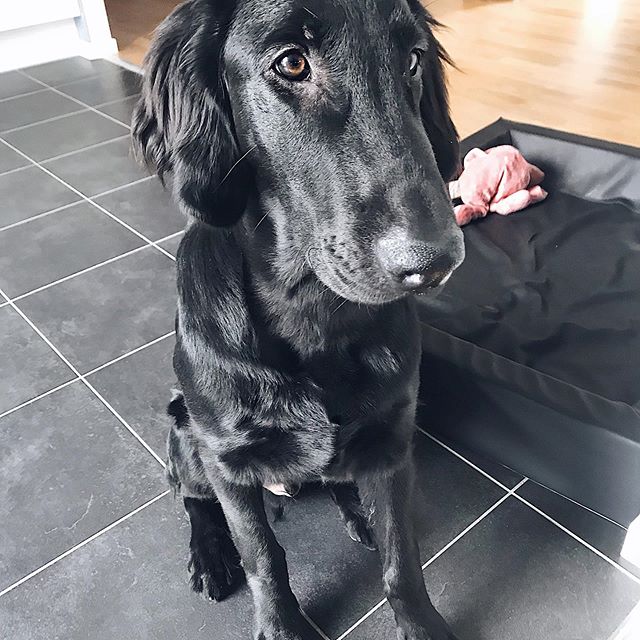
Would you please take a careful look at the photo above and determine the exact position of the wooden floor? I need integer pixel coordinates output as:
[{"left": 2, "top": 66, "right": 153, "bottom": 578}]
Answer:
[
  {"left": 104, "top": 0, "right": 182, "bottom": 68},
  {"left": 106, "top": 0, "right": 640, "bottom": 146}
]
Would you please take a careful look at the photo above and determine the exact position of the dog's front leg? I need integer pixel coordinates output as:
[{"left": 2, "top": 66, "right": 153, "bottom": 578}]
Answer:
[
  {"left": 359, "top": 455, "right": 459, "bottom": 640},
  {"left": 210, "top": 474, "right": 321, "bottom": 640}
]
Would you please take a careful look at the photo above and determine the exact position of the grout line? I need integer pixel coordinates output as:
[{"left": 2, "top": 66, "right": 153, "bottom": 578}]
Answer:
[
  {"left": 6, "top": 230, "right": 182, "bottom": 304},
  {"left": 91, "top": 174, "right": 155, "bottom": 197},
  {"left": 511, "top": 491, "right": 640, "bottom": 586},
  {"left": 0, "top": 490, "right": 170, "bottom": 599},
  {"left": 301, "top": 608, "right": 331, "bottom": 640},
  {"left": 15, "top": 69, "right": 110, "bottom": 92},
  {"left": 0, "top": 133, "right": 134, "bottom": 179},
  {"left": 421, "top": 430, "right": 640, "bottom": 586},
  {"left": 18, "top": 69, "right": 132, "bottom": 129},
  {"left": 0, "top": 87, "right": 50, "bottom": 103},
  {"left": 0, "top": 138, "right": 176, "bottom": 262},
  {"left": 335, "top": 480, "right": 527, "bottom": 640},
  {"left": 417, "top": 428, "right": 512, "bottom": 491},
  {"left": 93, "top": 93, "right": 140, "bottom": 109},
  {"left": 423, "top": 478, "right": 528, "bottom": 573},
  {"left": 3, "top": 70, "right": 136, "bottom": 107},
  {"left": 84, "top": 330, "right": 177, "bottom": 377},
  {"left": 2, "top": 107, "right": 88, "bottom": 135},
  {"left": 0, "top": 329, "right": 176, "bottom": 422},
  {"left": 0, "top": 162, "right": 34, "bottom": 179},
  {"left": 334, "top": 595, "right": 387, "bottom": 639},
  {"left": 0, "top": 174, "right": 155, "bottom": 232},
  {"left": 8, "top": 230, "right": 182, "bottom": 303},
  {"left": 1, "top": 134, "right": 131, "bottom": 176},
  {"left": 0, "top": 131, "right": 126, "bottom": 177},
  {"left": 10, "top": 245, "right": 149, "bottom": 302},
  {"left": 39, "top": 134, "right": 131, "bottom": 164},
  {"left": 0, "top": 286, "right": 166, "bottom": 468},
  {"left": 0, "top": 200, "right": 84, "bottom": 233},
  {"left": 0, "top": 378, "right": 80, "bottom": 421},
  {"left": 517, "top": 481, "right": 628, "bottom": 531},
  {"left": 84, "top": 377, "right": 166, "bottom": 465}
]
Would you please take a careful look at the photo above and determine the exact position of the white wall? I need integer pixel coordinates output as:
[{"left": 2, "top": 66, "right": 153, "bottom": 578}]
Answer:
[{"left": 0, "top": 0, "right": 117, "bottom": 72}]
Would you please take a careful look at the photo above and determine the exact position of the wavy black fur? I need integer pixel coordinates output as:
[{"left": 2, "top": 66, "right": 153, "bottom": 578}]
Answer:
[{"left": 133, "top": 1, "right": 464, "bottom": 638}]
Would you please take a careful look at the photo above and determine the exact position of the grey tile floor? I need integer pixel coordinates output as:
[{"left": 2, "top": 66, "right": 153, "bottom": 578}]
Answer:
[{"left": 0, "top": 57, "right": 639, "bottom": 640}]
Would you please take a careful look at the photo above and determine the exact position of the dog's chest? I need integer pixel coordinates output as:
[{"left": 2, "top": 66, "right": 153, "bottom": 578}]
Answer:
[{"left": 258, "top": 298, "right": 422, "bottom": 423}]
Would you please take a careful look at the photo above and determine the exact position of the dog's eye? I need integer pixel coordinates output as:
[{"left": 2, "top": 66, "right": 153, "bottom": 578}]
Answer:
[
  {"left": 274, "top": 50, "right": 310, "bottom": 81},
  {"left": 409, "top": 49, "right": 422, "bottom": 76}
]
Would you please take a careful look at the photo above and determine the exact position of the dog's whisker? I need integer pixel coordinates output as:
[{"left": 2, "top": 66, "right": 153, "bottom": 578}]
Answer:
[
  {"left": 253, "top": 210, "right": 270, "bottom": 231},
  {"left": 302, "top": 5, "right": 319, "bottom": 19},
  {"left": 331, "top": 298, "right": 349, "bottom": 315},
  {"left": 305, "top": 246, "right": 317, "bottom": 270},
  {"left": 216, "top": 144, "right": 257, "bottom": 190}
]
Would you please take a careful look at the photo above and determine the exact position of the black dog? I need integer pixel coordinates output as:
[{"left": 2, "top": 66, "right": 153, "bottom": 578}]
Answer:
[{"left": 132, "top": 0, "right": 465, "bottom": 638}]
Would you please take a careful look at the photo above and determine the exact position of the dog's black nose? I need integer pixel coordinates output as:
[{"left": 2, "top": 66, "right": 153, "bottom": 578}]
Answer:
[{"left": 376, "top": 232, "right": 458, "bottom": 291}]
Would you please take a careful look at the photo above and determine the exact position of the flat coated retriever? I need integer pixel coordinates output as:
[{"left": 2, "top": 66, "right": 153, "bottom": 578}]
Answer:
[{"left": 132, "top": 0, "right": 465, "bottom": 638}]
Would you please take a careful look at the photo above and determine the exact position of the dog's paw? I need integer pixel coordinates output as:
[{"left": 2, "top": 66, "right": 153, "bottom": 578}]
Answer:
[
  {"left": 344, "top": 512, "right": 377, "bottom": 551},
  {"left": 255, "top": 610, "right": 324, "bottom": 640},
  {"left": 396, "top": 622, "right": 460, "bottom": 640},
  {"left": 187, "top": 540, "right": 244, "bottom": 602}
]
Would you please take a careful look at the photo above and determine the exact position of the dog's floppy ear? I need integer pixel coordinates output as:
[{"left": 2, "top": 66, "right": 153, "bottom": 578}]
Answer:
[
  {"left": 132, "top": 0, "right": 252, "bottom": 227},
  {"left": 411, "top": 6, "right": 460, "bottom": 182}
]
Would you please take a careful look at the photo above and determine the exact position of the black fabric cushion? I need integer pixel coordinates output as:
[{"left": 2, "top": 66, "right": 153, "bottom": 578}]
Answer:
[{"left": 417, "top": 120, "right": 640, "bottom": 525}]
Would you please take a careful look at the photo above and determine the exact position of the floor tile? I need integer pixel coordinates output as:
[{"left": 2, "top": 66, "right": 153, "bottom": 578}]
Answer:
[
  {"left": 517, "top": 481, "right": 639, "bottom": 578},
  {"left": 158, "top": 232, "right": 184, "bottom": 257},
  {"left": 0, "top": 71, "right": 42, "bottom": 100},
  {"left": 0, "top": 437, "right": 506, "bottom": 640},
  {"left": 420, "top": 430, "right": 524, "bottom": 490},
  {"left": 416, "top": 403, "right": 524, "bottom": 490},
  {"left": 0, "top": 383, "right": 165, "bottom": 591},
  {"left": 94, "top": 178, "right": 185, "bottom": 240},
  {"left": 276, "top": 434, "right": 506, "bottom": 637},
  {"left": 96, "top": 95, "right": 139, "bottom": 125},
  {"left": 22, "top": 57, "right": 123, "bottom": 87},
  {"left": 0, "top": 201, "right": 144, "bottom": 297},
  {"left": 58, "top": 68, "right": 141, "bottom": 107},
  {"left": 3, "top": 111, "right": 126, "bottom": 162},
  {"left": 18, "top": 248, "right": 177, "bottom": 373},
  {"left": 0, "top": 166, "right": 79, "bottom": 228},
  {"left": 0, "top": 495, "right": 255, "bottom": 640},
  {"left": 44, "top": 137, "right": 148, "bottom": 197},
  {"left": 348, "top": 497, "right": 640, "bottom": 640},
  {"left": 88, "top": 337, "right": 176, "bottom": 455},
  {"left": 0, "top": 90, "right": 81, "bottom": 133},
  {"left": 0, "top": 144, "right": 30, "bottom": 174},
  {"left": 0, "top": 306, "right": 74, "bottom": 414}
]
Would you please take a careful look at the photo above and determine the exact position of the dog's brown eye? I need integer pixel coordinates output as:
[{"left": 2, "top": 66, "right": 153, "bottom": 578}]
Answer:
[
  {"left": 409, "top": 49, "right": 422, "bottom": 76},
  {"left": 275, "top": 50, "right": 310, "bottom": 81}
]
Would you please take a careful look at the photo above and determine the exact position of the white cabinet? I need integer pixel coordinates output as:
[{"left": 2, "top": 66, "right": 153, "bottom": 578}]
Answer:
[
  {"left": 0, "top": 1, "right": 81, "bottom": 32},
  {"left": 0, "top": 0, "right": 117, "bottom": 72}
]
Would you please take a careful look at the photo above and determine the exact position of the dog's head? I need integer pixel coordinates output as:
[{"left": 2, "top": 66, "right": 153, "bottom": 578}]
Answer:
[{"left": 133, "top": 0, "right": 465, "bottom": 304}]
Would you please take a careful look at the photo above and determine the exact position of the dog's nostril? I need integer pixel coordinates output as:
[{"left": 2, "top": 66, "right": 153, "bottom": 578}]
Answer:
[{"left": 376, "top": 234, "right": 458, "bottom": 291}]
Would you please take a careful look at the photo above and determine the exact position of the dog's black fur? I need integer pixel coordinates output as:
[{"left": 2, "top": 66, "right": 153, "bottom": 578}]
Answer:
[{"left": 133, "top": 0, "right": 465, "bottom": 638}]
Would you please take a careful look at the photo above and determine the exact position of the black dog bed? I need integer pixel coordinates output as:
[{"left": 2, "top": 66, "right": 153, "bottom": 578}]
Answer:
[{"left": 417, "top": 119, "right": 640, "bottom": 526}]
